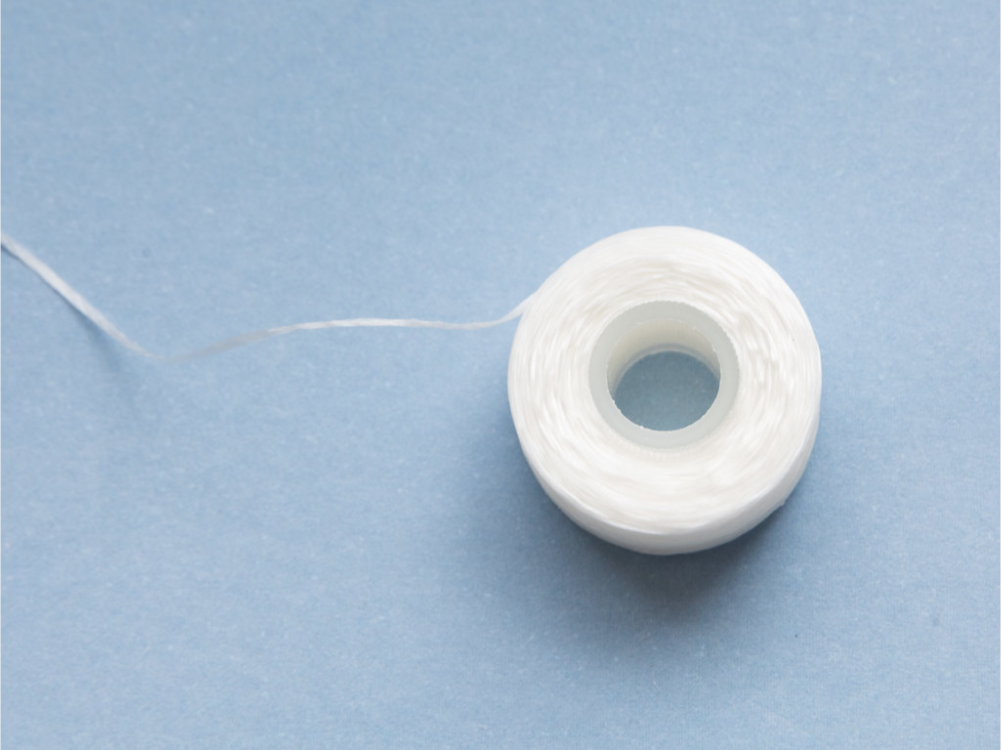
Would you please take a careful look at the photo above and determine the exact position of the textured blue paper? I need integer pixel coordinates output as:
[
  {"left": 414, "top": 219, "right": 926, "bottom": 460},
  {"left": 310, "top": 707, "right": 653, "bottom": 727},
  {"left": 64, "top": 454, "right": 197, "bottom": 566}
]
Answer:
[{"left": 3, "top": 1, "right": 998, "bottom": 747}]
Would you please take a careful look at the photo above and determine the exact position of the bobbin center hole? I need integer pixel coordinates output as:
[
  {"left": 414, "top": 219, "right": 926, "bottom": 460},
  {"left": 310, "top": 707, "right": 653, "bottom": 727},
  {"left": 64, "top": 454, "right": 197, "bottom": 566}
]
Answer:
[
  {"left": 614, "top": 351, "right": 719, "bottom": 431},
  {"left": 589, "top": 301, "right": 739, "bottom": 449}
]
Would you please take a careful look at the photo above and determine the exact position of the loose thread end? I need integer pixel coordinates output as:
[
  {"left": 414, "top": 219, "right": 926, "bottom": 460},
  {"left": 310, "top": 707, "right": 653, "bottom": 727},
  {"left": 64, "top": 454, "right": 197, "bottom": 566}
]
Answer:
[{"left": 3, "top": 233, "right": 532, "bottom": 362}]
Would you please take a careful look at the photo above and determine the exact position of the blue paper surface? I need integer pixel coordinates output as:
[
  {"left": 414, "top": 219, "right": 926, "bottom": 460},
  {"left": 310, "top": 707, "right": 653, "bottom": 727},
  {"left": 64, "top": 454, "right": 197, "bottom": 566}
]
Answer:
[{"left": 3, "top": 1, "right": 998, "bottom": 747}]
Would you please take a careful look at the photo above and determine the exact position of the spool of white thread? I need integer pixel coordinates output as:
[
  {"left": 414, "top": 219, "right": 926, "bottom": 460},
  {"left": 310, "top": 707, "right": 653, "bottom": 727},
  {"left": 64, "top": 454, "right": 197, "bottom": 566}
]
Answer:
[
  {"left": 1, "top": 228, "right": 821, "bottom": 555},
  {"left": 507, "top": 227, "right": 822, "bottom": 554}
]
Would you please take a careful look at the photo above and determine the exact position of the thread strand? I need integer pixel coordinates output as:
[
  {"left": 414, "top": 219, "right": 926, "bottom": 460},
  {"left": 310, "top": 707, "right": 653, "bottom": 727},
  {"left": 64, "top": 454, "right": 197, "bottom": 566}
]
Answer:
[{"left": 1, "top": 233, "right": 531, "bottom": 362}]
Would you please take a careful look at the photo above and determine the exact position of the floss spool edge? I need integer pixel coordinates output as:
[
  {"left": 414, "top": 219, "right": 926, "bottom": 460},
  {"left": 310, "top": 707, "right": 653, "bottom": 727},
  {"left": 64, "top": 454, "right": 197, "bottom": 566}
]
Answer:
[{"left": 507, "top": 227, "right": 822, "bottom": 554}]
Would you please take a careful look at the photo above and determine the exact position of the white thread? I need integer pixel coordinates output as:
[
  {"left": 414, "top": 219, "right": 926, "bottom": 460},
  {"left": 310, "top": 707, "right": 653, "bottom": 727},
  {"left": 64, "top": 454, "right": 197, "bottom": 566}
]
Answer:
[
  {"left": 3, "top": 227, "right": 821, "bottom": 555},
  {"left": 0, "top": 233, "right": 531, "bottom": 362},
  {"left": 507, "top": 227, "right": 822, "bottom": 554}
]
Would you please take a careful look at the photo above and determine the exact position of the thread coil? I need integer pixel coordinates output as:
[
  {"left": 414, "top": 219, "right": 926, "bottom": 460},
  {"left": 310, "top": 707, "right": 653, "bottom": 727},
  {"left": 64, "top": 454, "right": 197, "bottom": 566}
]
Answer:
[{"left": 507, "top": 227, "right": 822, "bottom": 554}]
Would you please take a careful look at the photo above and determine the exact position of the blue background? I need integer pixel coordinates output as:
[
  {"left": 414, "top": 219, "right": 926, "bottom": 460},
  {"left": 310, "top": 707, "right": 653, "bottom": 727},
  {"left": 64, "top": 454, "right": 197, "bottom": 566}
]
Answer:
[{"left": 3, "top": 1, "right": 998, "bottom": 747}]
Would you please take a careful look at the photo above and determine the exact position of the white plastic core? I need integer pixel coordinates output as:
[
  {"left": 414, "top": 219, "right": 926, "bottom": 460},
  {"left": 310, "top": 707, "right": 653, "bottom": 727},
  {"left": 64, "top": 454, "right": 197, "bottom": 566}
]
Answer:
[{"left": 589, "top": 301, "right": 739, "bottom": 449}]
